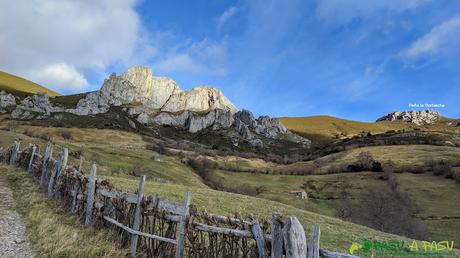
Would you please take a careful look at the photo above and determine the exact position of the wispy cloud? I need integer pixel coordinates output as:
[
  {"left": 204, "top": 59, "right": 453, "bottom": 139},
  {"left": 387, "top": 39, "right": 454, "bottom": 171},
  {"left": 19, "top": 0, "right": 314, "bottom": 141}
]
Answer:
[
  {"left": 316, "top": 0, "right": 430, "bottom": 23},
  {"left": 216, "top": 6, "right": 237, "bottom": 29},
  {"left": 344, "top": 64, "right": 386, "bottom": 99},
  {"left": 402, "top": 15, "right": 460, "bottom": 59},
  {"left": 155, "top": 39, "right": 228, "bottom": 76}
]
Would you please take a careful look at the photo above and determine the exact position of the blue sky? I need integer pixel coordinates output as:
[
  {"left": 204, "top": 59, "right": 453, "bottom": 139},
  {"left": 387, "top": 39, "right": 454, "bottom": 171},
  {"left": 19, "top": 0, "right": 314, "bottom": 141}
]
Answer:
[{"left": 1, "top": 0, "right": 460, "bottom": 121}]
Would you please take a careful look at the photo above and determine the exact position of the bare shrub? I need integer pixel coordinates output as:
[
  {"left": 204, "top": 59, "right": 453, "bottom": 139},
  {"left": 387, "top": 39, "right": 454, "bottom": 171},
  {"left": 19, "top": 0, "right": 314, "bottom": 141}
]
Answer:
[{"left": 60, "top": 130, "right": 73, "bottom": 141}]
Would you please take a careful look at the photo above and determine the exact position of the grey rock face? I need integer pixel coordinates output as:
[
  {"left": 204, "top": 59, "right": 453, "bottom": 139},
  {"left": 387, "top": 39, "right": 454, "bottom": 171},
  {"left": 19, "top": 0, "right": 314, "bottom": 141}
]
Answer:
[
  {"left": 151, "top": 111, "right": 190, "bottom": 127},
  {"left": 233, "top": 109, "right": 310, "bottom": 147},
  {"left": 0, "top": 91, "right": 16, "bottom": 112},
  {"left": 11, "top": 93, "right": 63, "bottom": 119},
  {"left": 73, "top": 66, "right": 238, "bottom": 116},
  {"left": 377, "top": 110, "right": 440, "bottom": 125},
  {"left": 67, "top": 91, "right": 109, "bottom": 115},
  {"left": 187, "top": 109, "right": 234, "bottom": 133}
]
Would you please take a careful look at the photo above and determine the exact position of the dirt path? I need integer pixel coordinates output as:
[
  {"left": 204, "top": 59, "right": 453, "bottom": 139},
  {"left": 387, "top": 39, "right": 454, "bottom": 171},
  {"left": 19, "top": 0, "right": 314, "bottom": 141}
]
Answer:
[{"left": 0, "top": 177, "right": 34, "bottom": 258}]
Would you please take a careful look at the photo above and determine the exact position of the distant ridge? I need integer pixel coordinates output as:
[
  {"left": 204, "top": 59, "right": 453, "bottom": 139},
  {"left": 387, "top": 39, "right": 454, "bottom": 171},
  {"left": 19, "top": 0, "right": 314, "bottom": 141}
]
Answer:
[
  {"left": 0, "top": 71, "right": 60, "bottom": 97},
  {"left": 279, "top": 115, "right": 411, "bottom": 139}
]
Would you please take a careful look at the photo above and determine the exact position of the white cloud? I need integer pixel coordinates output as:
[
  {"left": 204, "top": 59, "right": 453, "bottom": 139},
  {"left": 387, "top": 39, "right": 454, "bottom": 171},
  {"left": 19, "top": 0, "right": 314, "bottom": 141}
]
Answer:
[
  {"left": 316, "top": 0, "right": 430, "bottom": 23},
  {"left": 216, "top": 6, "right": 237, "bottom": 29},
  {"left": 28, "top": 63, "right": 88, "bottom": 90},
  {"left": 155, "top": 39, "right": 228, "bottom": 76},
  {"left": 0, "top": 0, "right": 147, "bottom": 92},
  {"left": 402, "top": 15, "right": 460, "bottom": 59}
]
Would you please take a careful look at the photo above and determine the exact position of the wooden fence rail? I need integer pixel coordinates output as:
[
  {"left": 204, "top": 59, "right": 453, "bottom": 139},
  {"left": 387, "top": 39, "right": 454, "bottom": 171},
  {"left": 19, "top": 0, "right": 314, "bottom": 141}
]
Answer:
[{"left": 2, "top": 141, "right": 360, "bottom": 258}]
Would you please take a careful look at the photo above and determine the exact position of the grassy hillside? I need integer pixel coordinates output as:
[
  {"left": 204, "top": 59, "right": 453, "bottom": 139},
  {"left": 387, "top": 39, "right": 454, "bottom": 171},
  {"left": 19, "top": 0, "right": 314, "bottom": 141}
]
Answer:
[
  {"left": 0, "top": 71, "right": 60, "bottom": 97},
  {"left": 0, "top": 166, "right": 129, "bottom": 257},
  {"left": 279, "top": 115, "right": 412, "bottom": 139},
  {"left": 214, "top": 170, "right": 460, "bottom": 244},
  {"left": 0, "top": 123, "right": 417, "bottom": 253}
]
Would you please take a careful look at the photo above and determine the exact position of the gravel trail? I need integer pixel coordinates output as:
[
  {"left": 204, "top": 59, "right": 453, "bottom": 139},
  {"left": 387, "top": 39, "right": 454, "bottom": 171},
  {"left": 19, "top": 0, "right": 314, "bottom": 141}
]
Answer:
[{"left": 0, "top": 177, "right": 34, "bottom": 258}]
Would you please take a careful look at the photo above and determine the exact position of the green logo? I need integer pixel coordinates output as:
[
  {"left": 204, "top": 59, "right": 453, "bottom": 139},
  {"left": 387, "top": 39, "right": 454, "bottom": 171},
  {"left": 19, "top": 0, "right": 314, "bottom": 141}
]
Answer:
[{"left": 348, "top": 239, "right": 454, "bottom": 257}]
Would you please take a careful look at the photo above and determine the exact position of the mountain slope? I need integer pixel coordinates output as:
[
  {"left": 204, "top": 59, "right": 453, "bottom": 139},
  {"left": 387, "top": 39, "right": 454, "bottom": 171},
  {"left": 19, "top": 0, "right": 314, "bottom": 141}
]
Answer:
[
  {"left": 279, "top": 115, "right": 413, "bottom": 138},
  {"left": 0, "top": 71, "right": 60, "bottom": 97}
]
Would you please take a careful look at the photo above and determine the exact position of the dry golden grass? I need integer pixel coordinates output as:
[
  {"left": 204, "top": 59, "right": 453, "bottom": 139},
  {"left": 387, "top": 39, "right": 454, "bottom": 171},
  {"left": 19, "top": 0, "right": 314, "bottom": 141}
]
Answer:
[
  {"left": 0, "top": 71, "right": 60, "bottom": 97},
  {"left": 279, "top": 115, "right": 412, "bottom": 139},
  {"left": 0, "top": 165, "right": 129, "bottom": 257}
]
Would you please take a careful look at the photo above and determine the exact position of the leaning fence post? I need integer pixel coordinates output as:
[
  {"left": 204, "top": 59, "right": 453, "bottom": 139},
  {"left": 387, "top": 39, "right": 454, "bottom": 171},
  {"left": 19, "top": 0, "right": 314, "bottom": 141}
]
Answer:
[
  {"left": 28, "top": 145, "right": 37, "bottom": 172},
  {"left": 77, "top": 155, "right": 84, "bottom": 173},
  {"left": 130, "top": 175, "right": 146, "bottom": 257},
  {"left": 55, "top": 148, "right": 68, "bottom": 181},
  {"left": 9, "top": 141, "right": 20, "bottom": 166},
  {"left": 40, "top": 142, "right": 53, "bottom": 186},
  {"left": 307, "top": 225, "right": 321, "bottom": 258},
  {"left": 252, "top": 220, "right": 268, "bottom": 258},
  {"left": 271, "top": 213, "right": 284, "bottom": 258},
  {"left": 85, "top": 163, "right": 97, "bottom": 225},
  {"left": 175, "top": 191, "right": 192, "bottom": 258},
  {"left": 48, "top": 150, "right": 63, "bottom": 197}
]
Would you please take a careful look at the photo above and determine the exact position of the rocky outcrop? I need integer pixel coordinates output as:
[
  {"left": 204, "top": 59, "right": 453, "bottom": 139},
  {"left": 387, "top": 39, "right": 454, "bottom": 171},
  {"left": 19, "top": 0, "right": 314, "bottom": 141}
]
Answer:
[
  {"left": 377, "top": 110, "right": 440, "bottom": 125},
  {"left": 2, "top": 66, "right": 310, "bottom": 147},
  {"left": 71, "top": 66, "right": 237, "bottom": 116},
  {"left": 233, "top": 110, "right": 311, "bottom": 147},
  {"left": 11, "top": 93, "right": 63, "bottom": 119},
  {"left": 0, "top": 91, "right": 16, "bottom": 112}
]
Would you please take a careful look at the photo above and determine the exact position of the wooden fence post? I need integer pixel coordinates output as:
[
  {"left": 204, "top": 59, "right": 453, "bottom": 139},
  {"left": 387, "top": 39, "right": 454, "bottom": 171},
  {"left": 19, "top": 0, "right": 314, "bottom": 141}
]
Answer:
[
  {"left": 85, "top": 163, "right": 97, "bottom": 225},
  {"left": 28, "top": 145, "right": 36, "bottom": 172},
  {"left": 130, "top": 175, "right": 146, "bottom": 257},
  {"left": 48, "top": 150, "right": 63, "bottom": 197},
  {"left": 9, "top": 141, "right": 20, "bottom": 166},
  {"left": 175, "top": 191, "right": 192, "bottom": 258},
  {"left": 282, "top": 217, "right": 307, "bottom": 258},
  {"left": 307, "top": 225, "right": 321, "bottom": 258},
  {"left": 252, "top": 220, "right": 268, "bottom": 258},
  {"left": 271, "top": 213, "right": 284, "bottom": 258},
  {"left": 40, "top": 142, "right": 53, "bottom": 186},
  {"left": 77, "top": 156, "right": 84, "bottom": 173},
  {"left": 55, "top": 148, "right": 68, "bottom": 181}
]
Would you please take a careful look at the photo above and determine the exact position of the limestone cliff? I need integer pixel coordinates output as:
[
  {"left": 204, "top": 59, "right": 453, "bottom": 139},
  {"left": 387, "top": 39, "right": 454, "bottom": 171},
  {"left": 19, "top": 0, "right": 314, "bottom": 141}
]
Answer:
[
  {"left": 377, "top": 110, "right": 440, "bottom": 125},
  {"left": 5, "top": 66, "right": 310, "bottom": 147}
]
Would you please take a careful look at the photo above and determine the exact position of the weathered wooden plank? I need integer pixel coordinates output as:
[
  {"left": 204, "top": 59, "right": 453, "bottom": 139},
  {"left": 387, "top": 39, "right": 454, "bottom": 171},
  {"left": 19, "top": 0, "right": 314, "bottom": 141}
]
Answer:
[
  {"left": 48, "top": 151, "right": 62, "bottom": 197},
  {"left": 313, "top": 225, "right": 321, "bottom": 258},
  {"left": 40, "top": 142, "right": 53, "bottom": 186},
  {"left": 252, "top": 220, "right": 268, "bottom": 258},
  {"left": 9, "top": 141, "right": 20, "bottom": 166},
  {"left": 282, "top": 217, "right": 307, "bottom": 258},
  {"left": 130, "top": 175, "right": 146, "bottom": 257},
  {"left": 85, "top": 163, "right": 97, "bottom": 225},
  {"left": 144, "top": 196, "right": 185, "bottom": 214},
  {"left": 194, "top": 222, "right": 252, "bottom": 237},
  {"left": 55, "top": 148, "right": 68, "bottom": 181},
  {"left": 319, "top": 249, "right": 360, "bottom": 258},
  {"left": 271, "top": 213, "right": 284, "bottom": 258},
  {"left": 307, "top": 224, "right": 321, "bottom": 258},
  {"left": 96, "top": 188, "right": 138, "bottom": 203},
  {"left": 70, "top": 184, "right": 81, "bottom": 214},
  {"left": 103, "top": 216, "right": 178, "bottom": 245},
  {"left": 175, "top": 191, "right": 191, "bottom": 258},
  {"left": 205, "top": 213, "right": 252, "bottom": 226},
  {"left": 77, "top": 156, "right": 84, "bottom": 173},
  {"left": 27, "top": 145, "right": 37, "bottom": 172}
]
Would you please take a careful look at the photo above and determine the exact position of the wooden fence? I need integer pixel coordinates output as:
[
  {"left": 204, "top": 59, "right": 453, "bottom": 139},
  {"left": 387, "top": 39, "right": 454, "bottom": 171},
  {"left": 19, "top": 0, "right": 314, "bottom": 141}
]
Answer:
[{"left": 1, "top": 141, "right": 359, "bottom": 258}]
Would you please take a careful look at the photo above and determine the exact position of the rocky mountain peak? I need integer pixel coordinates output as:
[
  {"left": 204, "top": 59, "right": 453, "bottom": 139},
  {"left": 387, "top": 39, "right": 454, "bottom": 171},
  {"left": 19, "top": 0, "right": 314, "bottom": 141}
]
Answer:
[
  {"left": 98, "top": 66, "right": 237, "bottom": 114},
  {"left": 376, "top": 110, "right": 440, "bottom": 125},
  {"left": 6, "top": 65, "right": 310, "bottom": 148}
]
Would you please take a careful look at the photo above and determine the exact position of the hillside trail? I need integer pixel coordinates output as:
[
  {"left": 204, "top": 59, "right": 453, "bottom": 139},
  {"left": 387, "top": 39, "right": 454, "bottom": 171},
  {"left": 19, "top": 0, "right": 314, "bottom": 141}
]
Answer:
[{"left": 0, "top": 176, "right": 35, "bottom": 258}]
